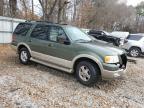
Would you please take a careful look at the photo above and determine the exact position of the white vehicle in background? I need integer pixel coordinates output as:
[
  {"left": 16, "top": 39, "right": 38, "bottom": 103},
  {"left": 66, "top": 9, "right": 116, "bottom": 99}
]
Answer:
[
  {"left": 81, "top": 28, "right": 90, "bottom": 34},
  {"left": 111, "top": 31, "right": 129, "bottom": 46},
  {"left": 121, "top": 34, "right": 144, "bottom": 57}
]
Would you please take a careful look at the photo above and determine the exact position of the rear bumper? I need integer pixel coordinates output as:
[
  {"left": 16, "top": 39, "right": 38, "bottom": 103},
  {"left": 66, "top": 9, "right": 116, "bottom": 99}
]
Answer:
[{"left": 102, "top": 68, "right": 127, "bottom": 80}]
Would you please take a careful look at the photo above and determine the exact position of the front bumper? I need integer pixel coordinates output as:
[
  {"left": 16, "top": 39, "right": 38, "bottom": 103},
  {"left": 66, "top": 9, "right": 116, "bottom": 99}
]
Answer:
[{"left": 102, "top": 68, "right": 126, "bottom": 80}]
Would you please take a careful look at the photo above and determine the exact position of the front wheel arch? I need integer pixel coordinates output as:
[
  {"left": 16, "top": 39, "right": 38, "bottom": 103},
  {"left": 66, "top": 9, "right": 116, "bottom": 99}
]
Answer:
[{"left": 73, "top": 57, "right": 101, "bottom": 75}]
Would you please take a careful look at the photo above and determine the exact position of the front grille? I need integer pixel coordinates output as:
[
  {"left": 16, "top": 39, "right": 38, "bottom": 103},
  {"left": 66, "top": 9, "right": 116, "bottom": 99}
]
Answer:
[{"left": 119, "top": 54, "right": 127, "bottom": 69}]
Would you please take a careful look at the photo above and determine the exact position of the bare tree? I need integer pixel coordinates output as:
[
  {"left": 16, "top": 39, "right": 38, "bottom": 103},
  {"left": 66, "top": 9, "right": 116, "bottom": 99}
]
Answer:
[
  {"left": 73, "top": 0, "right": 136, "bottom": 31},
  {"left": 0, "top": 0, "right": 138, "bottom": 32},
  {"left": 9, "top": 0, "right": 17, "bottom": 17},
  {"left": 38, "top": 0, "right": 57, "bottom": 21},
  {"left": 135, "top": 2, "right": 144, "bottom": 32},
  {"left": 20, "top": 0, "right": 29, "bottom": 19},
  {"left": 57, "top": 0, "right": 70, "bottom": 23}
]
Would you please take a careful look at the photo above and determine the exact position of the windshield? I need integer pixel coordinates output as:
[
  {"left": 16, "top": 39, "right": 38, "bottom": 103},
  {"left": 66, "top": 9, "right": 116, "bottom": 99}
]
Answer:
[{"left": 64, "top": 26, "right": 92, "bottom": 42}]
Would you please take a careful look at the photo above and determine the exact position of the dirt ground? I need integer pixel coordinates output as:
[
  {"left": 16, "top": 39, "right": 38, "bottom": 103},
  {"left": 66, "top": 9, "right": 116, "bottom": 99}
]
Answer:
[{"left": 0, "top": 45, "right": 144, "bottom": 108}]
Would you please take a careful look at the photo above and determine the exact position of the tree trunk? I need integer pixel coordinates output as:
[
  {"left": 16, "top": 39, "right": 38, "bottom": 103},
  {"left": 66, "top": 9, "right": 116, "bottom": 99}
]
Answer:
[
  {"left": 73, "top": 0, "right": 77, "bottom": 21},
  {"left": 21, "top": 0, "right": 28, "bottom": 19},
  {"left": 31, "top": 0, "right": 34, "bottom": 19},
  {"left": 57, "top": 0, "right": 70, "bottom": 23},
  {"left": 0, "top": 0, "right": 4, "bottom": 16},
  {"left": 38, "top": 0, "right": 45, "bottom": 20},
  {"left": 9, "top": 0, "right": 17, "bottom": 17},
  {"left": 57, "top": 0, "right": 62, "bottom": 23},
  {"left": 47, "top": 0, "right": 57, "bottom": 21}
]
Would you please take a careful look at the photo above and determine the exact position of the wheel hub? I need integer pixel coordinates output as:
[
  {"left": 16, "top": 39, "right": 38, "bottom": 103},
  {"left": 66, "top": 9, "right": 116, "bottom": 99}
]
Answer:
[
  {"left": 21, "top": 51, "right": 28, "bottom": 62},
  {"left": 130, "top": 49, "right": 139, "bottom": 57},
  {"left": 79, "top": 66, "right": 91, "bottom": 81}
]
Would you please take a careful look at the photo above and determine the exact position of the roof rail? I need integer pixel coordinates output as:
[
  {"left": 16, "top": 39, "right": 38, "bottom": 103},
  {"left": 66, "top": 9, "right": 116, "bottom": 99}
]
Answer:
[
  {"left": 25, "top": 20, "right": 68, "bottom": 25},
  {"left": 60, "top": 23, "right": 68, "bottom": 25},
  {"left": 36, "top": 21, "right": 54, "bottom": 24},
  {"left": 25, "top": 20, "right": 31, "bottom": 22}
]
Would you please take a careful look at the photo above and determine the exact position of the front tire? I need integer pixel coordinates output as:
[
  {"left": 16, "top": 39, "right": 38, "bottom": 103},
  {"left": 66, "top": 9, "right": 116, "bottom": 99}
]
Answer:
[
  {"left": 129, "top": 47, "right": 141, "bottom": 57},
  {"left": 19, "top": 48, "right": 31, "bottom": 65},
  {"left": 76, "top": 61, "right": 100, "bottom": 86}
]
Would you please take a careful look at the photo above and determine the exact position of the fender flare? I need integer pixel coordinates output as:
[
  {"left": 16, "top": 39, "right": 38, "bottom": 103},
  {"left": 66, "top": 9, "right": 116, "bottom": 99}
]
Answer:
[
  {"left": 72, "top": 54, "right": 103, "bottom": 72},
  {"left": 17, "top": 43, "right": 32, "bottom": 54}
]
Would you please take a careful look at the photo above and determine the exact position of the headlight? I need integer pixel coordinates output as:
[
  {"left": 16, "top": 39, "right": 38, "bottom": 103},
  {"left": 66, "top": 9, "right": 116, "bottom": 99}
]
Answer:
[{"left": 104, "top": 56, "right": 119, "bottom": 63}]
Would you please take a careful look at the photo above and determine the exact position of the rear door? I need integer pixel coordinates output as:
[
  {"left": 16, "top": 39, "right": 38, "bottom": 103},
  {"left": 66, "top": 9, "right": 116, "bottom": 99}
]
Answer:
[{"left": 28, "top": 24, "right": 50, "bottom": 60}]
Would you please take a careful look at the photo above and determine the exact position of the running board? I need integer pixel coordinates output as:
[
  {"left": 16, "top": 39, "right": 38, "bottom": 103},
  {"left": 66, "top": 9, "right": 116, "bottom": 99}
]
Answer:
[{"left": 30, "top": 58, "right": 73, "bottom": 73}]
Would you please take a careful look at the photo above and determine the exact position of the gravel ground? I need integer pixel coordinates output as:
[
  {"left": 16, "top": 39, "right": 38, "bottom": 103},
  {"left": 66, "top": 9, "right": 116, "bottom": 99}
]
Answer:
[{"left": 0, "top": 45, "right": 144, "bottom": 108}]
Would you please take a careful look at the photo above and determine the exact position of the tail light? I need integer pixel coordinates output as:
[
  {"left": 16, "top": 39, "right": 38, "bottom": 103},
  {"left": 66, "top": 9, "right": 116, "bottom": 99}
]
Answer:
[{"left": 12, "top": 34, "right": 16, "bottom": 42}]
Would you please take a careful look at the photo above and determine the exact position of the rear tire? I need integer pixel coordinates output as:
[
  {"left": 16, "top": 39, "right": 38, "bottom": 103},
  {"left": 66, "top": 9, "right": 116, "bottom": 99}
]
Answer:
[
  {"left": 129, "top": 47, "right": 141, "bottom": 57},
  {"left": 76, "top": 61, "right": 100, "bottom": 86},
  {"left": 19, "top": 48, "right": 31, "bottom": 65}
]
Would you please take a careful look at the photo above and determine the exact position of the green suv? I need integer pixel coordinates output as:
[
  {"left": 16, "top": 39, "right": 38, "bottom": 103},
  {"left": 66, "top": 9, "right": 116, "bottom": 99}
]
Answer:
[{"left": 11, "top": 21, "right": 127, "bottom": 86}]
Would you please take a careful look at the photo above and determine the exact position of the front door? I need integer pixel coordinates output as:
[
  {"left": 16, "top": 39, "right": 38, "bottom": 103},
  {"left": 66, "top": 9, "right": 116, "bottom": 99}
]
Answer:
[{"left": 45, "top": 26, "right": 75, "bottom": 68}]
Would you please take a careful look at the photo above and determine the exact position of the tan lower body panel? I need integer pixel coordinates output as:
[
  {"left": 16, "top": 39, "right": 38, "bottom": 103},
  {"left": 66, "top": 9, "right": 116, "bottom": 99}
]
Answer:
[{"left": 30, "top": 51, "right": 73, "bottom": 73}]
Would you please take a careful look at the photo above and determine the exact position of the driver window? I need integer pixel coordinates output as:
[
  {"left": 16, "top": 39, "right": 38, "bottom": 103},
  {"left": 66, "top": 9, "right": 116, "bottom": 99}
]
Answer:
[{"left": 49, "top": 26, "right": 67, "bottom": 42}]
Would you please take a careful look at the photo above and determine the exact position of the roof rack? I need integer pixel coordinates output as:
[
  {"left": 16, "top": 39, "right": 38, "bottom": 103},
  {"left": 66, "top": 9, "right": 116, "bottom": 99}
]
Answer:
[
  {"left": 25, "top": 20, "right": 32, "bottom": 22},
  {"left": 24, "top": 20, "right": 68, "bottom": 25},
  {"left": 36, "top": 21, "right": 54, "bottom": 24},
  {"left": 25, "top": 20, "right": 54, "bottom": 23},
  {"left": 60, "top": 23, "right": 68, "bottom": 25}
]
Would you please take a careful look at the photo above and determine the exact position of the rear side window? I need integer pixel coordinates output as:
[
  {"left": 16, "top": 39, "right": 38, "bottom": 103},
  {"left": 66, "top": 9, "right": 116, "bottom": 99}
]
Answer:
[
  {"left": 31, "top": 24, "right": 49, "bottom": 40},
  {"left": 127, "top": 35, "right": 143, "bottom": 41},
  {"left": 14, "top": 23, "right": 32, "bottom": 36}
]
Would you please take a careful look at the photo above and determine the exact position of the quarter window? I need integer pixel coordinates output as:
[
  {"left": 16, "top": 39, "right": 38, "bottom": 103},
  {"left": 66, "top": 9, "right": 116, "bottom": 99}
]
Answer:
[{"left": 14, "top": 23, "right": 32, "bottom": 36}]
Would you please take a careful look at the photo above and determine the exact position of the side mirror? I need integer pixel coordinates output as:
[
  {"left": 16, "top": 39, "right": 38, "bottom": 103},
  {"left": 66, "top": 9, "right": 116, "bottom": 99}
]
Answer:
[{"left": 57, "top": 35, "right": 70, "bottom": 45}]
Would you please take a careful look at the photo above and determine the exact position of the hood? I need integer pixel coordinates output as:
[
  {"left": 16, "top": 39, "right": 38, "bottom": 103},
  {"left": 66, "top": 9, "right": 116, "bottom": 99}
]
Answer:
[{"left": 76, "top": 40, "right": 125, "bottom": 56}]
